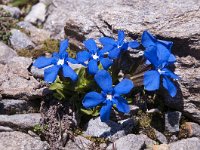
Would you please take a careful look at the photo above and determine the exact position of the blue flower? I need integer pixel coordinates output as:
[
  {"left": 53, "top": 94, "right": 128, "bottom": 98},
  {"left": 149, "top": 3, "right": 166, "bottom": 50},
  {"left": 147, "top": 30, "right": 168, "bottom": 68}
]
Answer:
[
  {"left": 33, "top": 39, "right": 78, "bottom": 83},
  {"left": 76, "top": 39, "right": 114, "bottom": 75},
  {"left": 142, "top": 31, "right": 176, "bottom": 66},
  {"left": 99, "top": 30, "right": 140, "bottom": 59},
  {"left": 82, "top": 70, "right": 134, "bottom": 122},
  {"left": 142, "top": 31, "right": 179, "bottom": 97}
]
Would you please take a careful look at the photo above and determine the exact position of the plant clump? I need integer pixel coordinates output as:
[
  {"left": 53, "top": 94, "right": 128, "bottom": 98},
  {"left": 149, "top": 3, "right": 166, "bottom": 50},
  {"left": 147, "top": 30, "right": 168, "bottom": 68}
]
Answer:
[{"left": 0, "top": 7, "right": 18, "bottom": 44}]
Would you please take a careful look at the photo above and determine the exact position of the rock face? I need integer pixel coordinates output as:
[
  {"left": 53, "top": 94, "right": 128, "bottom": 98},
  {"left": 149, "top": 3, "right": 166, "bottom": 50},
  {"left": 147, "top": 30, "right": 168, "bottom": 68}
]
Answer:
[
  {"left": 165, "top": 111, "right": 182, "bottom": 133},
  {"left": 0, "top": 56, "right": 47, "bottom": 100},
  {"left": 0, "top": 131, "right": 49, "bottom": 150},
  {"left": 84, "top": 117, "right": 136, "bottom": 141},
  {"left": 10, "top": 29, "right": 35, "bottom": 51},
  {"left": 106, "top": 134, "right": 155, "bottom": 150},
  {"left": 0, "top": 41, "right": 17, "bottom": 64},
  {"left": 17, "top": 21, "right": 51, "bottom": 44},
  {"left": 0, "top": 5, "right": 21, "bottom": 18},
  {"left": 0, "top": 113, "right": 41, "bottom": 129},
  {"left": 25, "top": 2, "right": 47, "bottom": 25},
  {"left": 43, "top": 0, "right": 200, "bottom": 123}
]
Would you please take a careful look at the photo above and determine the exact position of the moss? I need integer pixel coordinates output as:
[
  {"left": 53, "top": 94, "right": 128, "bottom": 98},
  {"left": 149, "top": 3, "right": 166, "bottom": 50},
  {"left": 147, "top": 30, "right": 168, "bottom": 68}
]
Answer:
[
  {"left": 18, "top": 39, "right": 59, "bottom": 58},
  {"left": 10, "top": 0, "right": 38, "bottom": 8},
  {"left": 138, "top": 110, "right": 152, "bottom": 128},
  {"left": 0, "top": 8, "right": 18, "bottom": 44}
]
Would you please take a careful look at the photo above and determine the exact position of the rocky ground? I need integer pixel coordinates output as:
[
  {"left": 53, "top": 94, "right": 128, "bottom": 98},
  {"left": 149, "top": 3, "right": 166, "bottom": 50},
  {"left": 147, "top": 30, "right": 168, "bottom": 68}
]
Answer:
[{"left": 0, "top": 0, "right": 200, "bottom": 150}]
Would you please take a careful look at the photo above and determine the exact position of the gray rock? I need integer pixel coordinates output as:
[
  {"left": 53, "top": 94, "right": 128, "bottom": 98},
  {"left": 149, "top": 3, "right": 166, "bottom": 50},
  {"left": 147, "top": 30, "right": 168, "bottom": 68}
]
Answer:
[
  {"left": 64, "top": 136, "right": 93, "bottom": 150},
  {"left": 0, "top": 41, "right": 17, "bottom": 64},
  {"left": 30, "top": 66, "right": 45, "bottom": 79},
  {"left": 0, "top": 5, "right": 21, "bottom": 18},
  {"left": 84, "top": 117, "right": 125, "bottom": 141},
  {"left": 0, "top": 131, "right": 49, "bottom": 150},
  {"left": 0, "top": 126, "right": 13, "bottom": 132},
  {"left": 0, "top": 99, "right": 39, "bottom": 115},
  {"left": 154, "top": 129, "right": 168, "bottom": 144},
  {"left": 165, "top": 111, "right": 182, "bottom": 133},
  {"left": 10, "top": 29, "right": 35, "bottom": 51},
  {"left": 25, "top": 3, "right": 47, "bottom": 25},
  {"left": 40, "top": 0, "right": 52, "bottom": 5},
  {"left": 106, "top": 134, "right": 155, "bottom": 150},
  {"left": 169, "top": 137, "right": 200, "bottom": 150},
  {"left": 17, "top": 21, "right": 51, "bottom": 44},
  {"left": 0, "top": 56, "right": 48, "bottom": 100},
  {"left": 0, "top": 113, "right": 41, "bottom": 129},
  {"left": 164, "top": 56, "right": 200, "bottom": 123}
]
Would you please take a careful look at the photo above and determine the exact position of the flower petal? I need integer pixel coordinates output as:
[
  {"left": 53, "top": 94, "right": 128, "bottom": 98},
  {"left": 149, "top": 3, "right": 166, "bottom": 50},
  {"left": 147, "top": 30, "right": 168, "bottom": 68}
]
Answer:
[
  {"left": 76, "top": 50, "right": 90, "bottom": 63},
  {"left": 62, "top": 64, "right": 78, "bottom": 81},
  {"left": 115, "top": 97, "right": 130, "bottom": 113},
  {"left": 33, "top": 57, "right": 54, "bottom": 69},
  {"left": 88, "top": 59, "right": 98, "bottom": 75},
  {"left": 114, "top": 79, "right": 134, "bottom": 95},
  {"left": 83, "top": 39, "right": 98, "bottom": 54},
  {"left": 94, "top": 70, "right": 112, "bottom": 92},
  {"left": 163, "top": 77, "right": 177, "bottom": 97},
  {"left": 100, "top": 58, "right": 113, "bottom": 70},
  {"left": 118, "top": 30, "right": 125, "bottom": 45},
  {"left": 128, "top": 40, "right": 140, "bottom": 48},
  {"left": 168, "top": 54, "right": 176, "bottom": 64},
  {"left": 144, "top": 70, "right": 160, "bottom": 91},
  {"left": 100, "top": 100, "right": 112, "bottom": 122},
  {"left": 108, "top": 47, "right": 121, "bottom": 59},
  {"left": 59, "top": 39, "right": 69, "bottom": 54},
  {"left": 98, "top": 45, "right": 114, "bottom": 56},
  {"left": 162, "top": 68, "right": 180, "bottom": 80},
  {"left": 158, "top": 40, "right": 173, "bottom": 51},
  {"left": 68, "top": 57, "right": 78, "bottom": 64},
  {"left": 141, "top": 31, "right": 156, "bottom": 48},
  {"left": 44, "top": 65, "right": 60, "bottom": 83},
  {"left": 144, "top": 46, "right": 159, "bottom": 67},
  {"left": 156, "top": 42, "right": 171, "bottom": 63},
  {"left": 99, "top": 37, "right": 116, "bottom": 46},
  {"left": 82, "top": 92, "right": 104, "bottom": 108}
]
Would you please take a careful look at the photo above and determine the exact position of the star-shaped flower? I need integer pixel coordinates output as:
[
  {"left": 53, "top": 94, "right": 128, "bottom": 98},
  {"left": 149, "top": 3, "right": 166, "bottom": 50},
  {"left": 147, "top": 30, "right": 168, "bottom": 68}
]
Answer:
[
  {"left": 82, "top": 70, "right": 134, "bottom": 122},
  {"left": 76, "top": 39, "right": 113, "bottom": 75},
  {"left": 33, "top": 39, "right": 78, "bottom": 83},
  {"left": 99, "top": 30, "right": 140, "bottom": 59},
  {"left": 142, "top": 31, "right": 179, "bottom": 97}
]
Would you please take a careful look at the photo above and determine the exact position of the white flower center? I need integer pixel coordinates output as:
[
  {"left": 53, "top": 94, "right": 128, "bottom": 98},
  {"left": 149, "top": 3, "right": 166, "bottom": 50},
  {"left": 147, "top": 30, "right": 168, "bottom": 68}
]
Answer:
[
  {"left": 92, "top": 53, "right": 99, "bottom": 60},
  {"left": 106, "top": 94, "right": 113, "bottom": 101},
  {"left": 57, "top": 59, "right": 64, "bottom": 65},
  {"left": 158, "top": 69, "right": 165, "bottom": 74}
]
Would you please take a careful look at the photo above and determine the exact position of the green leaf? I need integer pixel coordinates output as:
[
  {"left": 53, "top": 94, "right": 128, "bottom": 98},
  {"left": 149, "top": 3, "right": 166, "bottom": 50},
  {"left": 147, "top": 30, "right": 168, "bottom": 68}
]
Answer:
[
  {"left": 81, "top": 107, "right": 100, "bottom": 117},
  {"left": 49, "top": 82, "right": 64, "bottom": 90}
]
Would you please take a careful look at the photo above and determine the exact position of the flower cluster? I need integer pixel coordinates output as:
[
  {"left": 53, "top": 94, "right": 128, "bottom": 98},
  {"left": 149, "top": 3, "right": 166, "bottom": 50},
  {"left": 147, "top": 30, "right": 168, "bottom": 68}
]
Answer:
[{"left": 33, "top": 30, "right": 179, "bottom": 122}]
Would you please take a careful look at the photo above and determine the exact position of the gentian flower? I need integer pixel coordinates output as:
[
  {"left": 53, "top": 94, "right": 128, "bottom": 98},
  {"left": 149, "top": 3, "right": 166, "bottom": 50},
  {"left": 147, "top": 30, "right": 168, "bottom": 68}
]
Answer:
[
  {"left": 142, "top": 31, "right": 179, "bottom": 97},
  {"left": 82, "top": 70, "right": 134, "bottom": 122},
  {"left": 76, "top": 39, "right": 113, "bottom": 75},
  {"left": 142, "top": 31, "right": 176, "bottom": 65},
  {"left": 99, "top": 30, "right": 140, "bottom": 59},
  {"left": 33, "top": 39, "right": 78, "bottom": 83}
]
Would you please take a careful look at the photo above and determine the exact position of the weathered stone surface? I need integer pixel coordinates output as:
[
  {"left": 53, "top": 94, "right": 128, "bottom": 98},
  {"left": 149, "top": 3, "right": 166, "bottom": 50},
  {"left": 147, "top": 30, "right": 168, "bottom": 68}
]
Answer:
[
  {"left": 0, "top": 131, "right": 49, "bottom": 150},
  {"left": 10, "top": 29, "right": 35, "bottom": 51},
  {"left": 25, "top": 2, "right": 47, "bottom": 25},
  {"left": 64, "top": 136, "right": 93, "bottom": 150},
  {"left": 44, "top": 0, "right": 200, "bottom": 53},
  {"left": 0, "top": 99, "right": 39, "bottom": 114},
  {"left": 106, "top": 134, "right": 155, "bottom": 150},
  {"left": 154, "top": 129, "right": 168, "bottom": 144},
  {"left": 17, "top": 21, "right": 51, "bottom": 44},
  {"left": 84, "top": 117, "right": 136, "bottom": 142},
  {"left": 165, "top": 111, "right": 182, "bottom": 133},
  {"left": 164, "top": 56, "right": 200, "bottom": 123},
  {"left": 0, "top": 56, "right": 47, "bottom": 100},
  {"left": 0, "top": 41, "right": 17, "bottom": 64},
  {"left": 0, "top": 5, "right": 21, "bottom": 18},
  {"left": 0, "top": 113, "right": 41, "bottom": 129},
  {"left": 0, "top": 126, "right": 13, "bottom": 132}
]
